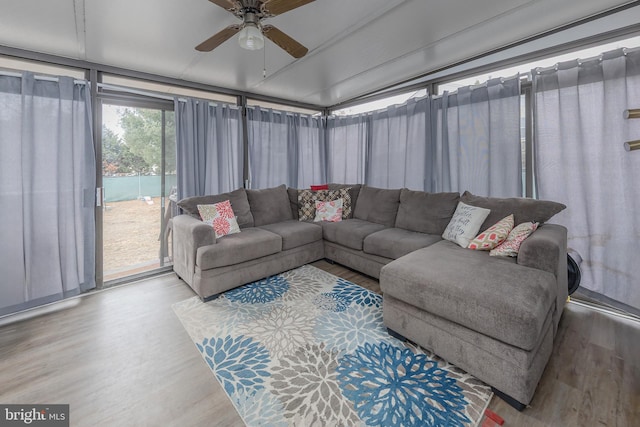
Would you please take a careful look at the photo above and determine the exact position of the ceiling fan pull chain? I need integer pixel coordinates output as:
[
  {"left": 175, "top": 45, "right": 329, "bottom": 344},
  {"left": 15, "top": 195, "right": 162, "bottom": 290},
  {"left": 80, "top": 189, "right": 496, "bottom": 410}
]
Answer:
[{"left": 263, "top": 42, "right": 267, "bottom": 78}]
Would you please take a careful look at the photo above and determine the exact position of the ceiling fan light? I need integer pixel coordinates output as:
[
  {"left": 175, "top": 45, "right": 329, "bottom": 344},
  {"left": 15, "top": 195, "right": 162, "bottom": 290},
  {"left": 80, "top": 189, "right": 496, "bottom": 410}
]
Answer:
[{"left": 238, "top": 23, "right": 264, "bottom": 51}]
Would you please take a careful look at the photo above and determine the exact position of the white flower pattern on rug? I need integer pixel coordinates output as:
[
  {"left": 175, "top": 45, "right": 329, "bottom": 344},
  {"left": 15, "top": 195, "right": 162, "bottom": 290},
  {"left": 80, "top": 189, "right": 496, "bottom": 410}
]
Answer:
[
  {"left": 312, "top": 292, "right": 350, "bottom": 312},
  {"left": 237, "top": 304, "right": 316, "bottom": 359},
  {"left": 172, "top": 265, "right": 493, "bottom": 427},
  {"left": 316, "top": 304, "right": 394, "bottom": 354},
  {"left": 233, "top": 388, "right": 288, "bottom": 427},
  {"left": 173, "top": 295, "right": 260, "bottom": 337}
]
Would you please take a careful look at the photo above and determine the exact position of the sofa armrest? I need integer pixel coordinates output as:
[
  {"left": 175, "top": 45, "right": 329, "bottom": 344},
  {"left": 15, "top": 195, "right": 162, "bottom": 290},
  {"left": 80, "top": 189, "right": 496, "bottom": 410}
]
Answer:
[
  {"left": 518, "top": 224, "right": 568, "bottom": 334},
  {"left": 517, "top": 224, "right": 567, "bottom": 277},
  {"left": 171, "top": 215, "right": 215, "bottom": 285}
]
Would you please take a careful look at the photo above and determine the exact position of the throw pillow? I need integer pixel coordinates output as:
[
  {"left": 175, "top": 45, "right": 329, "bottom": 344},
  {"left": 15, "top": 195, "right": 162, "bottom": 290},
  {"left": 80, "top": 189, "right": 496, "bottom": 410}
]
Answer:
[
  {"left": 327, "top": 184, "right": 361, "bottom": 218},
  {"left": 177, "top": 188, "right": 254, "bottom": 228},
  {"left": 197, "top": 200, "right": 241, "bottom": 239},
  {"left": 314, "top": 198, "right": 343, "bottom": 222},
  {"left": 310, "top": 184, "right": 329, "bottom": 191},
  {"left": 468, "top": 214, "right": 515, "bottom": 250},
  {"left": 442, "top": 201, "right": 491, "bottom": 248},
  {"left": 490, "top": 222, "right": 539, "bottom": 257},
  {"left": 298, "top": 188, "right": 352, "bottom": 221}
]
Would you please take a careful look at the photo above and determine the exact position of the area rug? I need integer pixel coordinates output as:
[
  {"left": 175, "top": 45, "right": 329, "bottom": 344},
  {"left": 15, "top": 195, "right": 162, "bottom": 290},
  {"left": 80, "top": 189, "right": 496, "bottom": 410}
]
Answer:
[{"left": 173, "top": 265, "right": 492, "bottom": 426}]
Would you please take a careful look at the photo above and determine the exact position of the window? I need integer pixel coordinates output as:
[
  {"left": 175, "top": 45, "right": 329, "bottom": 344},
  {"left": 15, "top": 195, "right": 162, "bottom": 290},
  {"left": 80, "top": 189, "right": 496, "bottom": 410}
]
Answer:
[
  {"left": 332, "top": 89, "right": 427, "bottom": 116},
  {"left": 101, "top": 74, "right": 238, "bottom": 104},
  {"left": 246, "top": 99, "right": 322, "bottom": 116},
  {"left": 437, "top": 35, "right": 640, "bottom": 94}
]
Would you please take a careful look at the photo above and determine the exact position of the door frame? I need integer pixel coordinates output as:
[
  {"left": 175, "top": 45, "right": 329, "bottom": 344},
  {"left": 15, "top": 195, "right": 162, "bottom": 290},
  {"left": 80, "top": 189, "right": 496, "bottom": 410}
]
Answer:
[{"left": 95, "top": 87, "right": 175, "bottom": 288}]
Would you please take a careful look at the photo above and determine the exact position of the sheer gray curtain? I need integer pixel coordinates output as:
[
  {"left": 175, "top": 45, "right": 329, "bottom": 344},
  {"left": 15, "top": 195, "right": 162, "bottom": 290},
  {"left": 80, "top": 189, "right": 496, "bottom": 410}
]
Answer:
[
  {"left": 0, "top": 72, "right": 96, "bottom": 316},
  {"left": 368, "top": 97, "right": 429, "bottom": 189},
  {"left": 533, "top": 48, "right": 640, "bottom": 311},
  {"left": 246, "top": 106, "right": 325, "bottom": 189},
  {"left": 325, "top": 114, "right": 367, "bottom": 184},
  {"left": 430, "top": 76, "right": 522, "bottom": 196},
  {"left": 175, "top": 99, "right": 242, "bottom": 199}
]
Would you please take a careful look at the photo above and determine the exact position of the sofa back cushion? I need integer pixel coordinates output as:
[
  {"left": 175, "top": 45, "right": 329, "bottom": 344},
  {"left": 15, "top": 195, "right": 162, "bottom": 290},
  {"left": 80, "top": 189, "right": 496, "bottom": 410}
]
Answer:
[
  {"left": 246, "top": 184, "right": 294, "bottom": 226},
  {"left": 461, "top": 191, "right": 566, "bottom": 230},
  {"left": 395, "top": 189, "right": 460, "bottom": 235},
  {"left": 353, "top": 186, "right": 401, "bottom": 227},
  {"left": 328, "top": 184, "right": 362, "bottom": 218},
  {"left": 177, "top": 188, "right": 254, "bottom": 229}
]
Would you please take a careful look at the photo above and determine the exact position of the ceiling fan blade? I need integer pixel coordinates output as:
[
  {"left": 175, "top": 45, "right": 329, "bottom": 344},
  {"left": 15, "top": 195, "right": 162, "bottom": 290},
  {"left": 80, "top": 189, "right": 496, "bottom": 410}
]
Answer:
[
  {"left": 262, "top": 0, "right": 315, "bottom": 16},
  {"left": 262, "top": 25, "right": 308, "bottom": 58},
  {"left": 208, "top": 0, "right": 239, "bottom": 12},
  {"left": 195, "top": 24, "right": 242, "bottom": 52}
]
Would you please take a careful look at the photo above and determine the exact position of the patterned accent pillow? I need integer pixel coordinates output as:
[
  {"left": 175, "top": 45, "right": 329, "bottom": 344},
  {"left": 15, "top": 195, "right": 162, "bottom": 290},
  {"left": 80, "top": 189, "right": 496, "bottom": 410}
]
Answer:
[
  {"left": 442, "top": 202, "right": 491, "bottom": 248},
  {"left": 468, "top": 214, "right": 514, "bottom": 250},
  {"left": 298, "top": 188, "right": 352, "bottom": 221},
  {"left": 490, "top": 222, "right": 539, "bottom": 257},
  {"left": 314, "top": 198, "right": 343, "bottom": 222},
  {"left": 197, "top": 200, "right": 241, "bottom": 239}
]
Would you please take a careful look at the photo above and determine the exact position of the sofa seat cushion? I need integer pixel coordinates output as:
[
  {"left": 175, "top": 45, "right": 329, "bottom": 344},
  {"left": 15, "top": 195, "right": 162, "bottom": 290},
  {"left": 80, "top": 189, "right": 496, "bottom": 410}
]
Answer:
[
  {"left": 380, "top": 240, "right": 556, "bottom": 351},
  {"left": 258, "top": 220, "right": 323, "bottom": 251},
  {"left": 363, "top": 228, "right": 441, "bottom": 259},
  {"left": 197, "top": 228, "right": 282, "bottom": 269},
  {"left": 322, "top": 219, "right": 386, "bottom": 251}
]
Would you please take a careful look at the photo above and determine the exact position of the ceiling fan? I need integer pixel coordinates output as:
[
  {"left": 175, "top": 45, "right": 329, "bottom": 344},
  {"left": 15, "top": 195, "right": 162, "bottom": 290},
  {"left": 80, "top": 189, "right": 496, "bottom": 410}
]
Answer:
[{"left": 196, "top": 0, "right": 314, "bottom": 58}]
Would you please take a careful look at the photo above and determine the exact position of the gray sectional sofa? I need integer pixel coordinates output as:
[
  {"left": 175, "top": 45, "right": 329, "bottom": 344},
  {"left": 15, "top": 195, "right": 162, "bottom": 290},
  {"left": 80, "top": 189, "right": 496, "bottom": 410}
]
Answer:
[{"left": 171, "top": 183, "right": 567, "bottom": 409}]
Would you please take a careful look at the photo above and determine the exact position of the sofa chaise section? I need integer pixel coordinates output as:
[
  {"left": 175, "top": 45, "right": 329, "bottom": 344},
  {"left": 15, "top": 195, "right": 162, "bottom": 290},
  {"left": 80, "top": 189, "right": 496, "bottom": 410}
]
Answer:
[{"left": 380, "top": 203, "right": 567, "bottom": 408}]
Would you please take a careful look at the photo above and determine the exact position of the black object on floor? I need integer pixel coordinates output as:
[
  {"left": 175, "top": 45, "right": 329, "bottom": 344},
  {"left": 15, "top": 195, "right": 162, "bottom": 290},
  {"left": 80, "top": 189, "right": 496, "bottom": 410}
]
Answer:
[
  {"left": 491, "top": 387, "right": 527, "bottom": 411},
  {"left": 567, "top": 253, "right": 581, "bottom": 295}
]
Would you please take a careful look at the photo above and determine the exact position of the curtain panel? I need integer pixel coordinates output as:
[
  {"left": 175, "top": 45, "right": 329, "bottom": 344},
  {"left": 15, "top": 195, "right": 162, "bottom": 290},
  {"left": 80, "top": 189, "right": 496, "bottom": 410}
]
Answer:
[
  {"left": 325, "top": 114, "right": 368, "bottom": 185},
  {"left": 533, "top": 48, "right": 640, "bottom": 310},
  {"left": 368, "top": 97, "right": 429, "bottom": 190},
  {"left": 175, "top": 99, "right": 243, "bottom": 199},
  {"left": 0, "top": 72, "right": 96, "bottom": 316},
  {"left": 430, "top": 76, "right": 522, "bottom": 196},
  {"left": 246, "top": 106, "right": 325, "bottom": 189}
]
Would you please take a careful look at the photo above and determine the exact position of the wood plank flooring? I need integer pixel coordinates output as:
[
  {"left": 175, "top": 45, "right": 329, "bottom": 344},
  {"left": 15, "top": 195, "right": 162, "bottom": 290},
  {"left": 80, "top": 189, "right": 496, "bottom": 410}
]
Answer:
[{"left": 0, "top": 260, "right": 638, "bottom": 426}]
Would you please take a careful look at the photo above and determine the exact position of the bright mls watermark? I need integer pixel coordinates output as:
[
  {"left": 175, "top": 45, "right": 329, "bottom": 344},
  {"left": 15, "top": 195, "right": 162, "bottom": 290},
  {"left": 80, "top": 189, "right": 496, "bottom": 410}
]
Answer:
[{"left": 0, "top": 405, "right": 69, "bottom": 427}]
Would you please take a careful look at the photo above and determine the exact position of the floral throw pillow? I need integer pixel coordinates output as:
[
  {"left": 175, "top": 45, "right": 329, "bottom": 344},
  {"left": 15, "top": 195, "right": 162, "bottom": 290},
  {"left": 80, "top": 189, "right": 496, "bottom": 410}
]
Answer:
[
  {"left": 490, "top": 222, "right": 539, "bottom": 257},
  {"left": 468, "top": 214, "right": 514, "bottom": 250},
  {"left": 314, "top": 198, "right": 343, "bottom": 222},
  {"left": 298, "top": 188, "right": 352, "bottom": 221},
  {"left": 197, "top": 200, "right": 241, "bottom": 239},
  {"left": 442, "top": 201, "right": 491, "bottom": 248}
]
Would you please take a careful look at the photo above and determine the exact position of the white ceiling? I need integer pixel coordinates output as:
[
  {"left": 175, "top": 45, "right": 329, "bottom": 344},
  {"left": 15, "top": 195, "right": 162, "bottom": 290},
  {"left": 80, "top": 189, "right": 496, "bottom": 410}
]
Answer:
[{"left": 0, "top": 0, "right": 634, "bottom": 107}]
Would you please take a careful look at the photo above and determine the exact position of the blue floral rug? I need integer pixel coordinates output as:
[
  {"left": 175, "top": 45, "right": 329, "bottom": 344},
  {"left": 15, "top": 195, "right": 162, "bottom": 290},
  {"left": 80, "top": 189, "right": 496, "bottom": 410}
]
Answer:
[{"left": 173, "top": 265, "right": 492, "bottom": 426}]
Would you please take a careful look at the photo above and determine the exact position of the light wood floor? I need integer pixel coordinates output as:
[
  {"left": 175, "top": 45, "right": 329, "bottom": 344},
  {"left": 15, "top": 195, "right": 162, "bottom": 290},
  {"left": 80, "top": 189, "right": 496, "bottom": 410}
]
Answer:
[{"left": 1, "top": 260, "right": 638, "bottom": 426}]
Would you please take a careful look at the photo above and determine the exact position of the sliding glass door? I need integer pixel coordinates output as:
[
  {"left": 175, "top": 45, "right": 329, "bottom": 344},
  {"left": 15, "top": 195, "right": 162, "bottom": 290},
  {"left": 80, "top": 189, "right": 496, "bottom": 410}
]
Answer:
[{"left": 100, "top": 103, "right": 175, "bottom": 282}]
